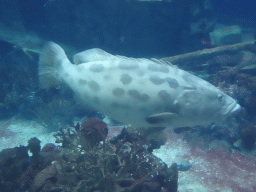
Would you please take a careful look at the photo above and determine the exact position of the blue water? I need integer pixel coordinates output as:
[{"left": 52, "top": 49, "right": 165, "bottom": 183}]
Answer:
[
  {"left": 0, "top": 0, "right": 256, "bottom": 191},
  {"left": 212, "top": 0, "right": 256, "bottom": 21}
]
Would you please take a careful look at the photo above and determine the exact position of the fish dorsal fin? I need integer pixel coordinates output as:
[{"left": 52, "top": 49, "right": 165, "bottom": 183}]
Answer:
[
  {"left": 115, "top": 56, "right": 172, "bottom": 66},
  {"left": 150, "top": 58, "right": 176, "bottom": 68},
  {"left": 115, "top": 56, "right": 172, "bottom": 68},
  {"left": 146, "top": 112, "right": 179, "bottom": 125},
  {"left": 73, "top": 48, "right": 114, "bottom": 64}
]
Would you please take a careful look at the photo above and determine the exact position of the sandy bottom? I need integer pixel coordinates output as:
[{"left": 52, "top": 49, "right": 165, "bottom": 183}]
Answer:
[{"left": 0, "top": 118, "right": 56, "bottom": 152}]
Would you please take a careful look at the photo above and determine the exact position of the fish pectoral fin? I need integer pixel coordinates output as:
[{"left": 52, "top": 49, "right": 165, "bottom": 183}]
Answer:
[
  {"left": 146, "top": 112, "right": 178, "bottom": 125},
  {"left": 73, "top": 48, "right": 114, "bottom": 64}
]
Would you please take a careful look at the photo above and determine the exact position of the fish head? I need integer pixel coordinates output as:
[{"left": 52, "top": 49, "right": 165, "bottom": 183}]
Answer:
[
  {"left": 210, "top": 91, "right": 241, "bottom": 121},
  {"left": 176, "top": 82, "right": 241, "bottom": 126}
]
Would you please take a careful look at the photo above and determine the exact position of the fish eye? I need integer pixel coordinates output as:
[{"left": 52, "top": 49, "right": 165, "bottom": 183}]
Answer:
[{"left": 217, "top": 94, "right": 223, "bottom": 101}]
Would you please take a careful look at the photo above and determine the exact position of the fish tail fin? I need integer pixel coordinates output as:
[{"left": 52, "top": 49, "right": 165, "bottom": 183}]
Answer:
[{"left": 38, "top": 42, "right": 68, "bottom": 89}]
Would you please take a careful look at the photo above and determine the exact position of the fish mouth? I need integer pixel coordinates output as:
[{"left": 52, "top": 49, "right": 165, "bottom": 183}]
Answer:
[
  {"left": 222, "top": 101, "right": 241, "bottom": 116},
  {"left": 230, "top": 103, "right": 241, "bottom": 114}
]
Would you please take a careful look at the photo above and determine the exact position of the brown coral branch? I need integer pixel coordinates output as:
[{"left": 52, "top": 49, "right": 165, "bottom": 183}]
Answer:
[{"left": 161, "top": 40, "right": 256, "bottom": 66}]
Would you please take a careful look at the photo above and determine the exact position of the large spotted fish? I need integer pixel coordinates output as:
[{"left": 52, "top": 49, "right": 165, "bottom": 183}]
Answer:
[{"left": 39, "top": 42, "right": 241, "bottom": 128}]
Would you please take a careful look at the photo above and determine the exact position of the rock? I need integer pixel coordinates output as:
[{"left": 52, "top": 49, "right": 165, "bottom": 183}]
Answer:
[
  {"left": 210, "top": 25, "right": 242, "bottom": 46},
  {"left": 34, "top": 164, "right": 57, "bottom": 189},
  {"left": 177, "top": 161, "right": 192, "bottom": 171}
]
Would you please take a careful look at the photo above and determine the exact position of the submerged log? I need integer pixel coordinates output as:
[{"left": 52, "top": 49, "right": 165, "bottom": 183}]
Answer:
[{"left": 161, "top": 41, "right": 256, "bottom": 66}]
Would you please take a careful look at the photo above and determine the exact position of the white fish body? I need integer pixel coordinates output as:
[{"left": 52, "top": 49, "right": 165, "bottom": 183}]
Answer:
[{"left": 39, "top": 42, "right": 241, "bottom": 128}]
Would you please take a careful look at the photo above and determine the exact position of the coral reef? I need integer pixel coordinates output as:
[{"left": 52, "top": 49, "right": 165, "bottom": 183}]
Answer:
[
  {"left": 238, "top": 122, "right": 256, "bottom": 150},
  {"left": 0, "top": 118, "right": 178, "bottom": 192},
  {"left": 80, "top": 117, "right": 108, "bottom": 148},
  {"left": 28, "top": 137, "right": 41, "bottom": 159},
  {"left": 0, "top": 145, "right": 30, "bottom": 192}
]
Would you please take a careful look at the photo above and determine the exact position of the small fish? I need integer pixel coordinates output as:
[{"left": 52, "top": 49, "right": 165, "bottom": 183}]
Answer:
[{"left": 39, "top": 42, "right": 241, "bottom": 129}]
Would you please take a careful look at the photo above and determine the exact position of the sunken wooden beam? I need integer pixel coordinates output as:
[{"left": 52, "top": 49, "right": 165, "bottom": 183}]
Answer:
[{"left": 161, "top": 40, "right": 256, "bottom": 65}]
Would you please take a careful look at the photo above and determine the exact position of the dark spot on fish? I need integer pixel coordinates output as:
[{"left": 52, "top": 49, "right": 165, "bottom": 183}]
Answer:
[
  {"left": 140, "top": 94, "right": 149, "bottom": 102},
  {"left": 158, "top": 65, "right": 169, "bottom": 73},
  {"left": 120, "top": 74, "right": 132, "bottom": 85},
  {"left": 128, "top": 89, "right": 149, "bottom": 102},
  {"left": 158, "top": 90, "right": 171, "bottom": 101},
  {"left": 148, "top": 63, "right": 169, "bottom": 73},
  {"left": 118, "top": 60, "right": 138, "bottom": 70},
  {"left": 78, "top": 79, "right": 87, "bottom": 86},
  {"left": 93, "top": 97, "right": 100, "bottom": 104},
  {"left": 137, "top": 71, "right": 145, "bottom": 76},
  {"left": 104, "top": 75, "right": 111, "bottom": 80},
  {"left": 128, "top": 90, "right": 140, "bottom": 99},
  {"left": 182, "top": 74, "right": 190, "bottom": 83},
  {"left": 146, "top": 116, "right": 165, "bottom": 124},
  {"left": 148, "top": 63, "right": 159, "bottom": 72},
  {"left": 150, "top": 75, "right": 165, "bottom": 85},
  {"left": 89, "top": 64, "right": 104, "bottom": 72},
  {"left": 166, "top": 77, "right": 179, "bottom": 89},
  {"left": 112, "top": 102, "right": 131, "bottom": 110},
  {"left": 182, "top": 73, "right": 199, "bottom": 85},
  {"left": 88, "top": 80, "right": 100, "bottom": 92},
  {"left": 112, "top": 88, "right": 125, "bottom": 96}
]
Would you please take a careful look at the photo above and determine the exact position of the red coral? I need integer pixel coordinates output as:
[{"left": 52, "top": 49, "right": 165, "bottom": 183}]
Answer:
[{"left": 80, "top": 117, "right": 108, "bottom": 148}]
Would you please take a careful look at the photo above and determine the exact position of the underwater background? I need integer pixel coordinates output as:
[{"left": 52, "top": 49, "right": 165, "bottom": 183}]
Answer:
[{"left": 0, "top": 0, "right": 256, "bottom": 191}]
